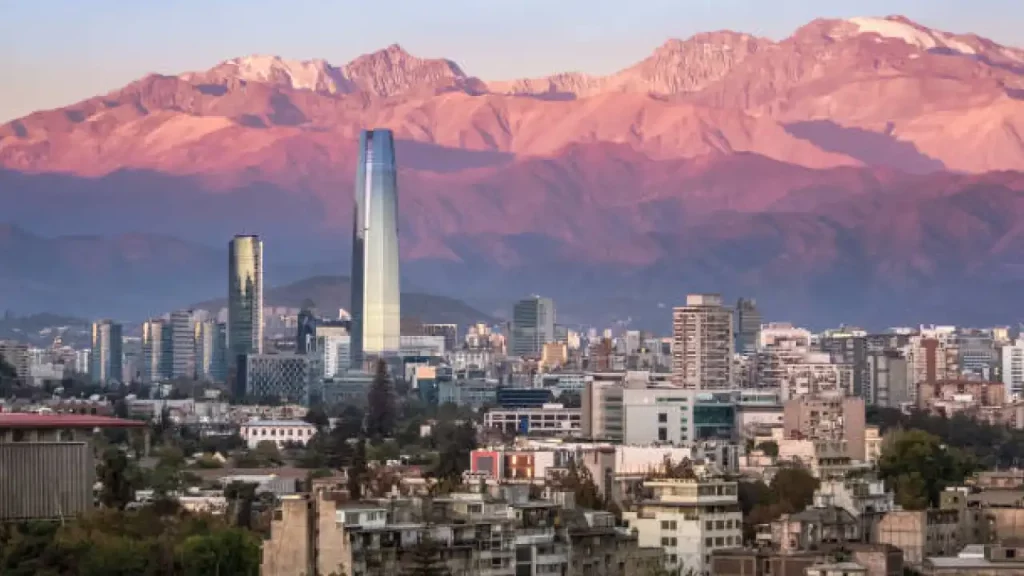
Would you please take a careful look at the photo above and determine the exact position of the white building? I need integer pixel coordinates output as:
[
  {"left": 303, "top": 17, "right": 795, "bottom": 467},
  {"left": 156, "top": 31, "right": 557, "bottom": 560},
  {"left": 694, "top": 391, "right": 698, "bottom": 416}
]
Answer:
[
  {"left": 484, "top": 404, "right": 582, "bottom": 437},
  {"left": 451, "top": 349, "right": 493, "bottom": 371},
  {"left": 240, "top": 419, "right": 317, "bottom": 448},
  {"left": 1002, "top": 340, "right": 1024, "bottom": 401},
  {"left": 623, "top": 477, "right": 742, "bottom": 574}
]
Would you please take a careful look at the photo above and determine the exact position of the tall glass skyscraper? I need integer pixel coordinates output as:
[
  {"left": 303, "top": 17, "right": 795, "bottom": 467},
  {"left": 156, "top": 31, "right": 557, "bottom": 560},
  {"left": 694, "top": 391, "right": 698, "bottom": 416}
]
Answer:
[
  {"left": 90, "top": 320, "right": 123, "bottom": 385},
  {"left": 228, "top": 235, "right": 263, "bottom": 371},
  {"left": 351, "top": 129, "right": 401, "bottom": 367}
]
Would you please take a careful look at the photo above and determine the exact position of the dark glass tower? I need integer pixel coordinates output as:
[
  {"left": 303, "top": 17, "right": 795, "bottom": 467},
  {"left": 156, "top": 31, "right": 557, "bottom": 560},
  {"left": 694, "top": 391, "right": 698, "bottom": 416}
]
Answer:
[
  {"left": 351, "top": 129, "right": 401, "bottom": 367},
  {"left": 228, "top": 235, "right": 263, "bottom": 371},
  {"left": 735, "top": 298, "right": 761, "bottom": 355}
]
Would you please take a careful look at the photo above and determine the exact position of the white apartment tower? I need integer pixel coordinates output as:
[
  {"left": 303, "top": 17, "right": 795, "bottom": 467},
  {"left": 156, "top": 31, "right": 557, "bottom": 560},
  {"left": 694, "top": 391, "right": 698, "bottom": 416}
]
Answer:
[{"left": 672, "top": 294, "right": 734, "bottom": 390}]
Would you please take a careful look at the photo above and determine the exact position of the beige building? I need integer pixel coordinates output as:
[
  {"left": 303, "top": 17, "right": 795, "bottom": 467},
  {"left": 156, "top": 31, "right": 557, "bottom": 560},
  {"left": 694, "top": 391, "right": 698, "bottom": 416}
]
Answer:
[
  {"left": 783, "top": 395, "right": 867, "bottom": 461},
  {"left": 622, "top": 476, "right": 742, "bottom": 574},
  {"left": 672, "top": 294, "right": 734, "bottom": 390}
]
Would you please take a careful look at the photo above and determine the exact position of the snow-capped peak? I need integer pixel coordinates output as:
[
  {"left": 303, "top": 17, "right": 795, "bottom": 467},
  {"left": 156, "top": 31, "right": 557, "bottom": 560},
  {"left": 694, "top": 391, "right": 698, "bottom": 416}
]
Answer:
[
  {"left": 842, "top": 16, "right": 977, "bottom": 55},
  {"left": 220, "top": 55, "right": 349, "bottom": 92}
]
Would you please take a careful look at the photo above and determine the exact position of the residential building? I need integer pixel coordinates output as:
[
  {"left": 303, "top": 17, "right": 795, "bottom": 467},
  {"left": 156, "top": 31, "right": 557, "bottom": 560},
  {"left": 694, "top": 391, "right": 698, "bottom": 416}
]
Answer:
[
  {"left": 783, "top": 395, "right": 867, "bottom": 461},
  {"left": 350, "top": 129, "right": 401, "bottom": 367},
  {"left": 735, "top": 298, "right": 761, "bottom": 355},
  {"left": 623, "top": 476, "right": 743, "bottom": 574},
  {"left": 905, "top": 335, "right": 959, "bottom": 403},
  {"left": 89, "top": 319, "right": 122, "bottom": 385},
  {"left": 867, "top": 350, "right": 909, "bottom": 408},
  {"left": 916, "top": 379, "right": 1006, "bottom": 416},
  {"left": 511, "top": 296, "right": 556, "bottom": 358},
  {"left": 958, "top": 329, "right": 997, "bottom": 378},
  {"left": 672, "top": 294, "right": 734, "bottom": 390},
  {"left": 1002, "top": 339, "right": 1024, "bottom": 401},
  {"left": 228, "top": 234, "right": 264, "bottom": 371},
  {"left": 239, "top": 419, "right": 317, "bottom": 449}
]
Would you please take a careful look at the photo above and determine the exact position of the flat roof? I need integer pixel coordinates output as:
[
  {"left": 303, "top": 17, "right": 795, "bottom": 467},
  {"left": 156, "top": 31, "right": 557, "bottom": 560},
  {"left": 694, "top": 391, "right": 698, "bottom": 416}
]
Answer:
[{"left": 0, "top": 413, "right": 146, "bottom": 429}]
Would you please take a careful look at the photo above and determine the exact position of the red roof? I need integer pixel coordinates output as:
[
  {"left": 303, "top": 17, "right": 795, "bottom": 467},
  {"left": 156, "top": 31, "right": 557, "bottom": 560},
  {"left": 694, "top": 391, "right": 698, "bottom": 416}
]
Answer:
[{"left": 0, "top": 413, "right": 146, "bottom": 429}]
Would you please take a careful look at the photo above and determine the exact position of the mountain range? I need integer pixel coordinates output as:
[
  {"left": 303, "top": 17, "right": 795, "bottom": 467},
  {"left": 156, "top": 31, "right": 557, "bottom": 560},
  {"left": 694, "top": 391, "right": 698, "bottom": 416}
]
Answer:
[{"left": 3, "top": 15, "right": 1024, "bottom": 328}]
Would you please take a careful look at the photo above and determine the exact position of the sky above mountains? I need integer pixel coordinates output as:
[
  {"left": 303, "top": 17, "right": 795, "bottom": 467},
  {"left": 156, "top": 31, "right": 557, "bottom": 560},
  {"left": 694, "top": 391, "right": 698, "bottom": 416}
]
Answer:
[{"left": 3, "top": 0, "right": 1023, "bottom": 122}]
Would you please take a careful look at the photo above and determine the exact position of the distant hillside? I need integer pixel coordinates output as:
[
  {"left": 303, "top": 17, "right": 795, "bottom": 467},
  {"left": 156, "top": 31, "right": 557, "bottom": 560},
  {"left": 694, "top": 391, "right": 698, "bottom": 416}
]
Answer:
[{"left": 192, "top": 275, "right": 495, "bottom": 326}]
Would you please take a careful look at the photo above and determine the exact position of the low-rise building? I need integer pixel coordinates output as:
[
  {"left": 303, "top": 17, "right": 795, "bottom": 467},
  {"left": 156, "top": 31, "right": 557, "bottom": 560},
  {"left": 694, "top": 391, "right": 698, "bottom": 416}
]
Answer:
[
  {"left": 240, "top": 419, "right": 317, "bottom": 449},
  {"left": 484, "top": 404, "right": 582, "bottom": 437}
]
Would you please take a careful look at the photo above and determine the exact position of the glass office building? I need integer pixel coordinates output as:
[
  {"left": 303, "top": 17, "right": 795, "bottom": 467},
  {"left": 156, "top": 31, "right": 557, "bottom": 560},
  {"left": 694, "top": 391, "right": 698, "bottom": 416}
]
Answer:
[
  {"left": 228, "top": 235, "right": 263, "bottom": 370},
  {"left": 350, "top": 129, "right": 401, "bottom": 367},
  {"left": 90, "top": 320, "right": 123, "bottom": 386}
]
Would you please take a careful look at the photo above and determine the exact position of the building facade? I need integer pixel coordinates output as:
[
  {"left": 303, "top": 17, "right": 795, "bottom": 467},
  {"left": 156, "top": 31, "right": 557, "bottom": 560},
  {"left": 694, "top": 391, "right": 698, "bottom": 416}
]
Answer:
[
  {"left": 672, "top": 294, "right": 734, "bottom": 390},
  {"left": 194, "top": 320, "right": 227, "bottom": 382},
  {"left": 511, "top": 296, "right": 556, "bottom": 358},
  {"left": 238, "top": 353, "right": 320, "bottom": 404},
  {"left": 735, "top": 298, "right": 761, "bottom": 355},
  {"left": 90, "top": 320, "right": 123, "bottom": 385},
  {"left": 350, "top": 129, "right": 402, "bottom": 368},
  {"left": 169, "top": 309, "right": 196, "bottom": 379}
]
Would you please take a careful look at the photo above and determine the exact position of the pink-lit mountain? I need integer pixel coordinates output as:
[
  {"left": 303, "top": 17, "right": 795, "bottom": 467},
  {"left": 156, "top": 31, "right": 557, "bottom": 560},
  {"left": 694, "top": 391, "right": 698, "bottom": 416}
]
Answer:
[{"left": 3, "top": 15, "right": 1024, "bottom": 326}]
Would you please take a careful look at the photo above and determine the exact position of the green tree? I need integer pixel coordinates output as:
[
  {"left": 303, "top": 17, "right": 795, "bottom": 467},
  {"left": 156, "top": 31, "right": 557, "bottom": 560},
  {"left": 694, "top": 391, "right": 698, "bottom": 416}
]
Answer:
[
  {"left": 555, "top": 460, "right": 606, "bottom": 510},
  {"left": 178, "top": 527, "right": 261, "bottom": 576},
  {"left": 878, "top": 428, "right": 975, "bottom": 509},
  {"left": 304, "top": 405, "right": 331, "bottom": 432},
  {"left": 367, "top": 359, "right": 396, "bottom": 438},
  {"left": 348, "top": 437, "right": 368, "bottom": 500},
  {"left": 403, "top": 532, "right": 450, "bottom": 576},
  {"left": 97, "top": 447, "right": 139, "bottom": 510},
  {"left": 432, "top": 421, "right": 476, "bottom": 486},
  {"left": 755, "top": 440, "right": 779, "bottom": 458},
  {"left": 224, "top": 482, "right": 259, "bottom": 530},
  {"left": 770, "top": 466, "right": 819, "bottom": 512}
]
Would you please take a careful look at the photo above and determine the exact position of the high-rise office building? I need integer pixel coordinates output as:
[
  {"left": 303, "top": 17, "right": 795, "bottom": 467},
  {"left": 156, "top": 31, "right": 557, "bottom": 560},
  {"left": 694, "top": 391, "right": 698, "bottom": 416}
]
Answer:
[
  {"left": 735, "top": 298, "right": 761, "bottom": 355},
  {"left": 90, "top": 320, "right": 123, "bottom": 385},
  {"left": 195, "top": 320, "right": 228, "bottom": 382},
  {"left": 672, "top": 294, "right": 734, "bottom": 390},
  {"left": 350, "top": 129, "right": 401, "bottom": 367},
  {"left": 169, "top": 309, "right": 196, "bottom": 379},
  {"left": 511, "top": 296, "right": 556, "bottom": 358},
  {"left": 228, "top": 235, "right": 264, "bottom": 370},
  {"left": 141, "top": 319, "right": 169, "bottom": 384},
  {"left": 0, "top": 340, "right": 30, "bottom": 383}
]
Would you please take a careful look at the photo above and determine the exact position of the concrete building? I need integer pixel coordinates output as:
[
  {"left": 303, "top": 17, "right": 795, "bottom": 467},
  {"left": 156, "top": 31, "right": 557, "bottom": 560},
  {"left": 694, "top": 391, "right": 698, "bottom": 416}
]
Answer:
[
  {"left": 623, "top": 476, "right": 743, "bottom": 574},
  {"left": 0, "top": 414, "right": 145, "bottom": 521},
  {"left": 905, "top": 336, "right": 959, "bottom": 403},
  {"left": 422, "top": 323, "right": 458, "bottom": 354},
  {"left": 783, "top": 396, "right": 867, "bottom": 461},
  {"left": 672, "top": 294, "right": 734, "bottom": 390},
  {"left": 867, "top": 350, "right": 909, "bottom": 408},
  {"left": 239, "top": 419, "right": 317, "bottom": 449},
  {"left": 1002, "top": 339, "right": 1024, "bottom": 401},
  {"left": 194, "top": 320, "right": 227, "bottom": 382},
  {"left": 511, "top": 296, "right": 556, "bottom": 358},
  {"left": 484, "top": 404, "right": 582, "bottom": 437},
  {"left": 916, "top": 380, "right": 1006, "bottom": 415}
]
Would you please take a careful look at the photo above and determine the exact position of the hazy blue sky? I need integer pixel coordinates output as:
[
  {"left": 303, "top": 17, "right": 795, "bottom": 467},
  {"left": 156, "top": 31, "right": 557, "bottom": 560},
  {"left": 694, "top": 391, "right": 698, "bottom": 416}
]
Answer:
[{"left": 2, "top": 0, "right": 1022, "bottom": 121}]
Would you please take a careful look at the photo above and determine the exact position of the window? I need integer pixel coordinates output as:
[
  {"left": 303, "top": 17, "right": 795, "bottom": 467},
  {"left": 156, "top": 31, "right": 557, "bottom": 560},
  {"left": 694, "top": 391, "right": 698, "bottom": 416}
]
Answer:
[
  {"left": 716, "top": 520, "right": 725, "bottom": 530},
  {"left": 705, "top": 521, "right": 713, "bottom": 530},
  {"left": 658, "top": 428, "right": 667, "bottom": 442},
  {"left": 705, "top": 538, "right": 713, "bottom": 547},
  {"left": 661, "top": 537, "right": 671, "bottom": 546},
  {"left": 658, "top": 413, "right": 668, "bottom": 423},
  {"left": 715, "top": 537, "right": 724, "bottom": 546}
]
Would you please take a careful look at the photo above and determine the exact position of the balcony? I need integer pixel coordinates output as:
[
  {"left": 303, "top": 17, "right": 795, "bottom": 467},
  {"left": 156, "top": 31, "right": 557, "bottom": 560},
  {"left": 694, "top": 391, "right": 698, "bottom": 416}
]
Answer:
[
  {"left": 514, "top": 528, "right": 557, "bottom": 546},
  {"left": 536, "top": 552, "right": 569, "bottom": 566}
]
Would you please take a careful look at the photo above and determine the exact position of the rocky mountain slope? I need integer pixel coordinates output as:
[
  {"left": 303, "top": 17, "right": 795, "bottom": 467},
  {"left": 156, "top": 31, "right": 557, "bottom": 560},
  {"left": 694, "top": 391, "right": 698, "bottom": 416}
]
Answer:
[{"left": 3, "top": 14, "right": 1024, "bottom": 326}]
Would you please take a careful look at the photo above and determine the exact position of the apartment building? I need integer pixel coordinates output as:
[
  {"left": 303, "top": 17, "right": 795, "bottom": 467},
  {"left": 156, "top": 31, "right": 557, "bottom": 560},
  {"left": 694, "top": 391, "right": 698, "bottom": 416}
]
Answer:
[
  {"left": 622, "top": 476, "right": 743, "bottom": 574},
  {"left": 783, "top": 395, "right": 867, "bottom": 461},
  {"left": 672, "top": 294, "right": 734, "bottom": 390}
]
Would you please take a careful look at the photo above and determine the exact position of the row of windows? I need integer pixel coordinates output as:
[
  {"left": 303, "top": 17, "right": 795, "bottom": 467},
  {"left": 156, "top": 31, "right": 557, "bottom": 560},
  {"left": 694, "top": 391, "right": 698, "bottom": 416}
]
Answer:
[{"left": 245, "top": 427, "right": 314, "bottom": 437}]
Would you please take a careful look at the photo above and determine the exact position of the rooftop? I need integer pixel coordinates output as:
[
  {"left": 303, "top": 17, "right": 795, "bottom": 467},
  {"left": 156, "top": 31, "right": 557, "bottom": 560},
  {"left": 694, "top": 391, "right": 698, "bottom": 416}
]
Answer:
[{"left": 0, "top": 413, "right": 145, "bottom": 429}]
